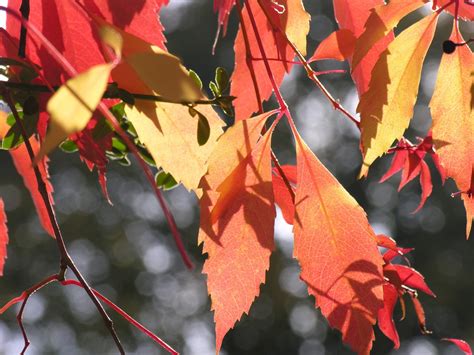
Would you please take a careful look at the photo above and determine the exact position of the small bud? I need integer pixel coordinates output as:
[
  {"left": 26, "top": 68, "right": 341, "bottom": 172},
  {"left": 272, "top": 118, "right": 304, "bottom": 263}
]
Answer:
[{"left": 442, "top": 40, "right": 456, "bottom": 54}]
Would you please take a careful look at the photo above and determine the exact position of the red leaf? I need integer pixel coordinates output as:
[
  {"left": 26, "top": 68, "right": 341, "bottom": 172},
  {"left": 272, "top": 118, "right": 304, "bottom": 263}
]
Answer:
[
  {"left": 214, "top": 0, "right": 236, "bottom": 35},
  {"left": 198, "top": 112, "right": 276, "bottom": 352},
  {"left": 272, "top": 165, "right": 296, "bottom": 224},
  {"left": 291, "top": 126, "right": 384, "bottom": 354},
  {"left": 0, "top": 199, "right": 8, "bottom": 276},
  {"left": 443, "top": 338, "right": 473, "bottom": 355},
  {"left": 382, "top": 247, "right": 414, "bottom": 263},
  {"left": 309, "top": 29, "right": 356, "bottom": 62},
  {"left": 231, "top": 0, "right": 305, "bottom": 121},
  {"left": 377, "top": 283, "right": 400, "bottom": 349},
  {"left": 380, "top": 143, "right": 410, "bottom": 183},
  {"left": 73, "top": 117, "right": 113, "bottom": 203},
  {"left": 6, "top": 0, "right": 167, "bottom": 84},
  {"left": 409, "top": 294, "right": 429, "bottom": 334},
  {"left": 413, "top": 160, "right": 432, "bottom": 213},
  {"left": 393, "top": 265, "right": 435, "bottom": 297},
  {"left": 0, "top": 114, "right": 55, "bottom": 237},
  {"left": 332, "top": 0, "right": 393, "bottom": 95}
]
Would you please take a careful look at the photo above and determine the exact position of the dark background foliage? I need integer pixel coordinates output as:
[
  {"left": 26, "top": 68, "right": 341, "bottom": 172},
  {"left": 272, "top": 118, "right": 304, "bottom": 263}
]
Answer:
[{"left": 0, "top": 1, "right": 473, "bottom": 354}]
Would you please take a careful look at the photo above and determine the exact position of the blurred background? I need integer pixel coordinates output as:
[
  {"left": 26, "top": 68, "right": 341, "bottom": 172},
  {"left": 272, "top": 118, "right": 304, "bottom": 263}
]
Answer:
[{"left": 0, "top": 1, "right": 473, "bottom": 354}]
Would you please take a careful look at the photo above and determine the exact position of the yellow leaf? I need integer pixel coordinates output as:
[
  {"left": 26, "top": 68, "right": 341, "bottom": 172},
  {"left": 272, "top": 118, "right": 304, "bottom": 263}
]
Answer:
[
  {"left": 430, "top": 27, "right": 474, "bottom": 238},
  {"left": 94, "top": 16, "right": 201, "bottom": 102},
  {"left": 126, "top": 50, "right": 201, "bottom": 102},
  {"left": 124, "top": 100, "right": 223, "bottom": 192},
  {"left": 357, "top": 13, "right": 438, "bottom": 177},
  {"left": 284, "top": 0, "right": 311, "bottom": 56},
  {"left": 98, "top": 25, "right": 123, "bottom": 56},
  {"left": 36, "top": 63, "right": 112, "bottom": 162}
]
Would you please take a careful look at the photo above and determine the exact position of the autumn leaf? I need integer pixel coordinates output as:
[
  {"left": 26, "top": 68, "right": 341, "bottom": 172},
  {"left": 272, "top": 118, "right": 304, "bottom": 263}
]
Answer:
[
  {"left": 380, "top": 134, "right": 442, "bottom": 211},
  {"left": 332, "top": 0, "right": 394, "bottom": 95},
  {"left": 377, "top": 283, "right": 400, "bottom": 349},
  {"left": 6, "top": 0, "right": 168, "bottom": 84},
  {"left": 443, "top": 338, "right": 473, "bottom": 355},
  {"left": 291, "top": 125, "right": 384, "bottom": 354},
  {"left": 309, "top": 29, "right": 356, "bottom": 62},
  {"left": 434, "top": 0, "right": 474, "bottom": 21},
  {"left": 230, "top": 0, "right": 310, "bottom": 121},
  {"left": 124, "top": 101, "right": 224, "bottom": 192},
  {"left": 430, "top": 27, "right": 473, "bottom": 238},
  {"left": 35, "top": 63, "right": 113, "bottom": 162},
  {"left": 93, "top": 20, "right": 224, "bottom": 192},
  {"left": 351, "top": 0, "right": 427, "bottom": 70},
  {"left": 198, "top": 111, "right": 276, "bottom": 352},
  {"left": 0, "top": 112, "right": 55, "bottom": 237},
  {"left": 0, "top": 198, "right": 8, "bottom": 276},
  {"left": 392, "top": 264, "right": 435, "bottom": 297},
  {"left": 358, "top": 13, "right": 438, "bottom": 178},
  {"left": 214, "top": 0, "right": 236, "bottom": 35}
]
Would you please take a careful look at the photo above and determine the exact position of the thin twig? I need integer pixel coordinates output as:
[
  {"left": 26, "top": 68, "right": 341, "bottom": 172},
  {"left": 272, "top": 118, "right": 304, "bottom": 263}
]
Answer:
[
  {"left": 2, "top": 90, "right": 126, "bottom": 354},
  {"left": 236, "top": 0, "right": 295, "bottom": 202},
  {"left": 16, "top": 274, "right": 60, "bottom": 354},
  {"left": 0, "top": 80, "right": 232, "bottom": 106},
  {"left": 61, "top": 280, "right": 178, "bottom": 355}
]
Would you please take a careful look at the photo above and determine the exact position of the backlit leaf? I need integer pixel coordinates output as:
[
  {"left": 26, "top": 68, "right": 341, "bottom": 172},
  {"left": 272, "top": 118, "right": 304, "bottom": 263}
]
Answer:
[
  {"left": 231, "top": 0, "right": 310, "bottom": 121},
  {"left": 36, "top": 63, "right": 113, "bottom": 162},
  {"left": 0, "top": 112, "right": 55, "bottom": 237},
  {"left": 124, "top": 101, "right": 223, "bottom": 192},
  {"left": 377, "top": 283, "right": 400, "bottom": 349},
  {"left": 333, "top": 0, "right": 394, "bottom": 95},
  {"left": 291, "top": 126, "right": 384, "bottom": 354},
  {"left": 430, "top": 28, "right": 474, "bottom": 238},
  {"left": 309, "top": 29, "right": 356, "bottom": 62},
  {"left": 358, "top": 13, "right": 438, "bottom": 177},
  {"left": 352, "top": 0, "right": 427, "bottom": 70},
  {"left": 198, "top": 112, "right": 276, "bottom": 352}
]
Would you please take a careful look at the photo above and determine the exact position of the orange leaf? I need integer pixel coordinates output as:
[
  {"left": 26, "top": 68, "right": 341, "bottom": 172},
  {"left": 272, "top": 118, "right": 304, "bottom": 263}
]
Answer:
[
  {"left": 291, "top": 126, "right": 384, "bottom": 354},
  {"left": 435, "top": 0, "right": 474, "bottom": 21},
  {"left": 333, "top": 0, "right": 394, "bottom": 95},
  {"left": 430, "top": 28, "right": 473, "bottom": 238},
  {"left": 358, "top": 13, "right": 438, "bottom": 177},
  {"left": 198, "top": 111, "right": 276, "bottom": 352},
  {"left": 230, "top": 0, "right": 309, "bottom": 121},
  {"left": 0, "top": 198, "right": 8, "bottom": 276},
  {"left": 309, "top": 29, "right": 356, "bottom": 62},
  {"left": 352, "top": 0, "right": 427, "bottom": 70}
]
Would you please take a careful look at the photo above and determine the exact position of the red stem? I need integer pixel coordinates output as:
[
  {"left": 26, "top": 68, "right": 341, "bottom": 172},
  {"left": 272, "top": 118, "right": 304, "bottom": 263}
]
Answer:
[
  {"left": 0, "top": 6, "right": 193, "bottom": 269},
  {"left": 61, "top": 280, "right": 178, "bottom": 355}
]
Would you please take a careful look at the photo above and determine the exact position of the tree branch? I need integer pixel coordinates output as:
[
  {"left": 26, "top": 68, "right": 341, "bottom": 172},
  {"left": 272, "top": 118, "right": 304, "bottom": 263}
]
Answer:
[{"left": 2, "top": 90, "right": 126, "bottom": 354}]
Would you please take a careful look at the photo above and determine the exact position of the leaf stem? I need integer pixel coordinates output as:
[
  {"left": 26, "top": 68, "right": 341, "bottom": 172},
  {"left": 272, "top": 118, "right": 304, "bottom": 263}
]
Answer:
[{"left": 0, "top": 80, "right": 231, "bottom": 106}]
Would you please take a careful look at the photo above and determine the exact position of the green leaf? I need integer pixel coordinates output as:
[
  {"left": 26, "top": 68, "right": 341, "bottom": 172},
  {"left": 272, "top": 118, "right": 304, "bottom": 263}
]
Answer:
[
  {"left": 111, "top": 136, "right": 128, "bottom": 153},
  {"left": 1, "top": 111, "right": 38, "bottom": 150},
  {"left": 209, "top": 81, "right": 219, "bottom": 98},
  {"left": 155, "top": 170, "right": 178, "bottom": 190},
  {"left": 117, "top": 155, "right": 131, "bottom": 166},
  {"left": 197, "top": 111, "right": 211, "bottom": 146},
  {"left": 189, "top": 70, "right": 203, "bottom": 90},
  {"left": 59, "top": 139, "right": 79, "bottom": 153},
  {"left": 215, "top": 67, "right": 229, "bottom": 93}
]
